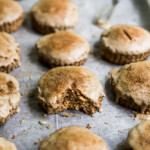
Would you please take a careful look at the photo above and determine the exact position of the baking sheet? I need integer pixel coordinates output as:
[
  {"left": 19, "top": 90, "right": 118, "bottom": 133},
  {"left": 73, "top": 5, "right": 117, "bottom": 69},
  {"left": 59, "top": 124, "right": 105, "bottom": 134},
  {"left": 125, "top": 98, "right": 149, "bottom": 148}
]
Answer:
[{"left": 0, "top": 0, "right": 150, "bottom": 149}]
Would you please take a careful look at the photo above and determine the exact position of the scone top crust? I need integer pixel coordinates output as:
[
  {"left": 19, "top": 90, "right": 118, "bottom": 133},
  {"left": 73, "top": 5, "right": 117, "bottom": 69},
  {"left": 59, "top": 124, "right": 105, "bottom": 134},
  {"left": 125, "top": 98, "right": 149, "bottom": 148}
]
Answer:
[
  {"left": 0, "top": 0, "right": 23, "bottom": 25},
  {"left": 32, "top": 0, "right": 79, "bottom": 28},
  {"left": 39, "top": 126, "right": 108, "bottom": 150},
  {"left": 110, "top": 61, "right": 150, "bottom": 112},
  {"left": 0, "top": 137, "right": 17, "bottom": 150},
  {"left": 0, "top": 32, "right": 21, "bottom": 67},
  {"left": 101, "top": 25, "right": 150, "bottom": 55},
  {"left": 36, "top": 31, "right": 90, "bottom": 64},
  {"left": 126, "top": 121, "right": 150, "bottom": 150},
  {"left": 38, "top": 66, "right": 104, "bottom": 106}
]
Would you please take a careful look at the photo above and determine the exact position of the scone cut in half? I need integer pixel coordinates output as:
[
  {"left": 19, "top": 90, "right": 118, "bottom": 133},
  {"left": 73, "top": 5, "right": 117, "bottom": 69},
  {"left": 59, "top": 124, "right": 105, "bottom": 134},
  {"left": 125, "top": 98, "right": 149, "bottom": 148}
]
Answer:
[
  {"left": 110, "top": 61, "right": 150, "bottom": 115},
  {"left": 36, "top": 31, "right": 90, "bottom": 67},
  {"left": 0, "top": 0, "right": 24, "bottom": 33},
  {"left": 39, "top": 126, "right": 109, "bottom": 150},
  {"left": 100, "top": 25, "right": 150, "bottom": 64},
  {"left": 126, "top": 121, "right": 150, "bottom": 150},
  {"left": 37, "top": 66, "right": 105, "bottom": 114},
  {"left": 0, "top": 73, "right": 20, "bottom": 125},
  {"left": 31, "top": 0, "right": 79, "bottom": 34}
]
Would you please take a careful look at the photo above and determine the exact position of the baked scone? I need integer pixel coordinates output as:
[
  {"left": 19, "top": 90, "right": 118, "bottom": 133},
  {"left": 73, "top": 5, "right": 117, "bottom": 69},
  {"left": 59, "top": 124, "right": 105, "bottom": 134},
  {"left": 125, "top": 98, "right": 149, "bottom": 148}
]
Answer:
[
  {"left": 126, "top": 121, "right": 150, "bottom": 150},
  {"left": 37, "top": 66, "right": 105, "bottom": 114},
  {"left": 0, "top": 137, "right": 17, "bottom": 150},
  {"left": 0, "top": 72, "right": 20, "bottom": 125},
  {"left": 0, "top": 0, "right": 24, "bottom": 33},
  {"left": 31, "top": 0, "right": 79, "bottom": 34},
  {"left": 110, "top": 61, "right": 150, "bottom": 114},
  {"left": 36, "top": 31, "right": 90, "bottom": 67},
  {"left": 39, "top": 126, "right": 109, "bottom": 150},
  {"left": 0, "top": 32, "right": 21, "bottom": 73},
  {"left": 100, "top": 25, "right": 150, "bottom": 64}
]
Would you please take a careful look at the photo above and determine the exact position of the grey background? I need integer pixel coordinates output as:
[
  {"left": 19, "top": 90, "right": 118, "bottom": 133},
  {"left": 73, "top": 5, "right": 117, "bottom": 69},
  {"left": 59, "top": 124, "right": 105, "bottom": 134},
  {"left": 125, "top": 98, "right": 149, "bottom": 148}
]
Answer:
[{"left": 0, "top": 0, "right": 150, "bottom": 149}]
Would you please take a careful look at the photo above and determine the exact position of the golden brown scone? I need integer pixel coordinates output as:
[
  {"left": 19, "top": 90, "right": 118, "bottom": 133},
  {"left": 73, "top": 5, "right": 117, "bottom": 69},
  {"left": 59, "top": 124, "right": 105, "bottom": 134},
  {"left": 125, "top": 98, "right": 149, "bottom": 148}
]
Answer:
[
  {"left": 0, "top": 72, "right": 20, "bottom": 125},
  {"left": 39, "top": 126, "right": 109, "bottom": 150},
  {"left": 0, "top": 0, "right": 24, "bottom": 33},
  {"left": 126, "top": 121, "right": 150, "bottom": 150},
  {"left": 37, "top": 66, "right": 105, "bottom": 114},
  {"left": 0, "top": 32, "right": 21, "bottom": 73},
  {"left": 0, "top": 137, "right": 17, "bottom": 150},
  {"left": 36, "top": 31, "right": 90, "bottom": 67},
  {"left": 31, "top": 0, "right": 79, "bottom": 34},
  {"left": 100, "top": 25, "right": 150, "bottom": 64},
  {"left": 110, "top": 61, "right": 150, "bottom": 114}
]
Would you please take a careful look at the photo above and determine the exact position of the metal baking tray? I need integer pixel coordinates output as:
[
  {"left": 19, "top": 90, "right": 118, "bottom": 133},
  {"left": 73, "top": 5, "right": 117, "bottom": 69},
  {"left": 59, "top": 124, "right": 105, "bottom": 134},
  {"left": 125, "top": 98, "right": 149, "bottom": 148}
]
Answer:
[{"left": 0, "top": 0, "right": 149, "bottom": 149}]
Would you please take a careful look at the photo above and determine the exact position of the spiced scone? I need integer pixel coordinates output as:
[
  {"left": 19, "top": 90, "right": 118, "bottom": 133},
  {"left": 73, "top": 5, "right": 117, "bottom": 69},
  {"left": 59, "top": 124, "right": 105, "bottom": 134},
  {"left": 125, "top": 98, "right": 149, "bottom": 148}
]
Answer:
[
  {"left": 31, "top": 0, "right": 79, "bottom": 34},
  {"left": 0, "top": 32, "right": 21, "bottom": 73},
  {"left": 39, "top": 126, "right": 109, "bottom": 150},
  {"left": 36, "top": 31, "right": 90, "bottom": 67},
  {"left": 0, "top": 73, "right": 20, "bottom": 125},
  {"left": 0, "top": 137, "right": 17, "bottom": 150},
  {"left": 126, "top": 121, "right": 150, "bottom": 150},
  {"left": 100, "top": 25, "right": 150, "bottom": 64},
  {"left": 0, "top": 0, "right": 24, "bottom": 33},
  {"left": 110, "top": 61, "right": 150, "bottom": 114},
  {"left": 37, "top": 66, "right": 105, "bottom": 114}
]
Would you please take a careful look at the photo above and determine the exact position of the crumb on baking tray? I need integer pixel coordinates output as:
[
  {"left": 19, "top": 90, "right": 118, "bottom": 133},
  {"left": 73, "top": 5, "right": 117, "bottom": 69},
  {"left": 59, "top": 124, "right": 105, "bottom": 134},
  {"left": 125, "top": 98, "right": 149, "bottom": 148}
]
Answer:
[
  {"left": 99, "top": 108, "right": 103, "bottom": 113},
  {"left": 39, "top": 120, "right": 47, "bottom": 125},
  {"left": 34, "top": 138, "right": 42, "bottom": 145},
  {"left": 20, "top": 120, "right": 27, "bottom": 124},
  {"left": 46, "top": 124, "right": 52, "bottom": 129},
  {"left": 61, "top": 113, "right": 72, "bottom": 117},
  {"left": 43, "top": 114, "right": 47, "bottom": 118},
  {"left": 87, "top": 123, "right": 92, "bottom": 129},
  {"left": 91, "top": 114, "right": 95, "bottom": 118}
]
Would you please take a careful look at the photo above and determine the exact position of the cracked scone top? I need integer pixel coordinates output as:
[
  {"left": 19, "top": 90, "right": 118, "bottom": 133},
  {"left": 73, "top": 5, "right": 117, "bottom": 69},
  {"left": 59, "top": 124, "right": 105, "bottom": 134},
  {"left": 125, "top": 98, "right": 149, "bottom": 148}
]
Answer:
[
  {"left": 0, "top": 73, "right": 20, "bottom": 125},
  {"left": 39, "top": 126, "right": 109, "bottom": 150},
  {"left": 100, "top": 25, "right": 150, "bottom": 64},
  {"left": 126, "top": 121, "right": 150, "bottom": 150},
  {"left": 0, "top": 137, "right": 17, "bottom": 150},
  {"left": 37, "top": 66, "right": 105, "bottom": 114},
  {"left": 0, "top": 32, "right": 21, "bottom": 73},
  {"left": 36, "top": 31, "right": 90, "bottom": 67},
  {"left": 110, "top": 61, "right": 150, "bottom": 114}
]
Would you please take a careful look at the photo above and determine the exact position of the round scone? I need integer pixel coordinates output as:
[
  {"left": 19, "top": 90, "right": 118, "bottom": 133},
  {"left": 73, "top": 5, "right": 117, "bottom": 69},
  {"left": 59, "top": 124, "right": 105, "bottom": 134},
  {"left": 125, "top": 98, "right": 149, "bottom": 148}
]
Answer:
[
  {"left": 0, "top": 32, "right": 21, "bottom": 73},
  {"left": 0, "top": 73, "right": 20, "bottom": 125},
  {"left": 126, "top": 121, "right": 150, "bottom": 150},
  {"left": 36, "top": 31, "right": 90, "bottom": 67},
  {"left": 37, "top": 66, "right": 105, "bottom": 114},
  {"left": 110, "top": 61, "right": 150, "bottom": 114},
  {"left": 31, "top": 0, "right": 79, "bottom": 34},
  {"left": 100, "top": 25, "right": 150, "bottom": 64},
  {"left": 0, "top": 137, "right": 17, "bottom": 150},
  {"left": 0, "top": 0, "right": 24, "bottom": 33},
  {"left": 39, "top": 126, "right": 109, "bottom": 150}
]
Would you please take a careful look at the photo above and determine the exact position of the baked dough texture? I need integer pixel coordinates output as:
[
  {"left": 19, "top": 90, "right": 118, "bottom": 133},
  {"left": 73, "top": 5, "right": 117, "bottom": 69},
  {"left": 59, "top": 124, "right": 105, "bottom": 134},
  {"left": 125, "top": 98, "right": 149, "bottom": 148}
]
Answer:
[
  {"left": 36, "top": 31, "right": 90, "bottom": 67},
  {"left": 0, "top": 73, "right": 20, "bottom": 125},
  {"left": 37, "top": 66, "right": 105, "bottom": 114},
  {"left": 39, "top": 126, "right": 109, "bottom": 150},
  {"left": 110, "top": 61, "right": 150, "bottom": 114},
  {"left": 126, "top": 121, "right": 150, "bottom": 150}
]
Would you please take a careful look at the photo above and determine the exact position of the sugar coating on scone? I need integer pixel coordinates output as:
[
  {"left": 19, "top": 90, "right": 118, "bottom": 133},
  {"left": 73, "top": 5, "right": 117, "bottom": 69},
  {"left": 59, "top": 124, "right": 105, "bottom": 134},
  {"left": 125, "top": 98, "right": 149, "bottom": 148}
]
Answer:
[
  {"left": 37, "top": 66, "right": 105, "bottom": 114},
  {"left": 0, "top": 73, "right": 20, "bottom": 125},
  {"left": 126, "top": 121, "right": 150, "bottom": 150},
  {"left": 0, "top": 137, "right": 17, "bottom": 150},
  {"left": 36, "top": 31, "right": 90, "bottom": 66},
  {"left": 39, "top": 126, "right": 109, "bottom": 150},
  {"left": 110, "top": 61, "right": 150, "bottom": 114},
  {"left": 0, "top": 32, "right": 21, "bottom": 72}
]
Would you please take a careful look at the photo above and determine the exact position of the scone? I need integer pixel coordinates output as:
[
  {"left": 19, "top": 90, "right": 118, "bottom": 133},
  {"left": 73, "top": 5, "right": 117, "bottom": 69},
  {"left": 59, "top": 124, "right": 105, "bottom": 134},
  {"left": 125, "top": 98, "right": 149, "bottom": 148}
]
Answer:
[
  {"left": 36, "top": 31, "right": 90, "bottom": 67},
  {"left": 0, "top": 32, "right": 21, "bottom": 73},
  {"left": 0, "top": 73, "right": 20, "bottom": 125},
  {"left": 37, "top": 66, "right": 105, "bottom": 114},
  {"left": 31, "top": 0, "right": 79, "bottom": 34},
  {"left": 0, "top": 137, "right": 17, "bottom": 150},
  {"left": 39, "top": 126, "right": 109, "bottom": 150},
  {"left": 126, "top": 121, "right": 150, "bottom": 150},
  {"left": 0, "top": 0, "right": 24, "bottom": 33},
  {"left": 110, "top": 61, "right": 150, "bottom": 114},
  {"left": 100, "top": 25, "right": 150, "bottom": 64}
]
